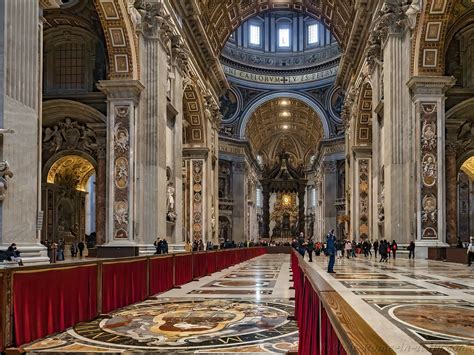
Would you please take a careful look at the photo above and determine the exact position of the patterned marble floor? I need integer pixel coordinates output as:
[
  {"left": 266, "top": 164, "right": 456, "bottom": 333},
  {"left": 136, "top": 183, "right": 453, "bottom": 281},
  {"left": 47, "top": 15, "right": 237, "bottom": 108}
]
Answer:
[
  {"left": 308, "top": 254, "right": 474, "bottom": 354},
  {"left": 23, "top": 254, "right": 297, "bottom": 354}
]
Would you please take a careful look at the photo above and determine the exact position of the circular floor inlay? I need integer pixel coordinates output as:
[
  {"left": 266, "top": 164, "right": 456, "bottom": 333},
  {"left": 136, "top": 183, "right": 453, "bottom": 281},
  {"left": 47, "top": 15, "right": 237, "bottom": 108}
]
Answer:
[
  {"left": 392, "top": 304, "right": 474, "bottom": 340},
  {"left": 71, "top": 299, "right": 297, "bottom": 350}
]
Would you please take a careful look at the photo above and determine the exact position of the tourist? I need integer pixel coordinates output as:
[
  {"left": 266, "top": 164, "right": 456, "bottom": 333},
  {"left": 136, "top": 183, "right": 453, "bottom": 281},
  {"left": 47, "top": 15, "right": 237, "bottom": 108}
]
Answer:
[
  {"left": 6, "top": 243, "right": 23, "bottom": 266},
  {"left": 386, "top": 240, "right": 391, "bottom": 259},
  {"left": 379, "top": 240, "right": 388, "bottom": 262},
  {"left": 161, "top": 238, "right": 169, "bottom": 254},
  {"left": 407, "top": 240, "right": 415, "bottom": 259},
  {"left": 70, "top": 242, "right": 78, "bottom": 257},
  {"left": 335, "top": 239, "right": 342, "bottom": 259},
  {"left": 391, "top": 240, "right": 398, "bottom": 259},
  {"left": 307, "top": 237, "right": 314, "bottom": 262},
  {"left": 351, "top": 240, "right": 357, "bottom": 258},
  {"left": 326, "top": 229, "right": 336, "bottom": 273},
  {"left": 78, "top": 240, "right": 85, "bottom": 257},
  {"left": 367, "top": 240, "right": 372, "bottom": 257},
  {"left": 154, "top": 238, "right": 163, "bottom": 254},
  {"left": 373, "top": 240, "right": 379, "bottom": 258},
  {"left": 206, "top": 240, "right": 213, "bottom": 250},
  {"left": 344, "top": 240, "right": 352, "bottom": 259},
  {"left": 315, "top": 241, "right": 322, "bottom": 256},
  {"left": 185, "top": 239, "right": 192, "bottom": 252},
  {"left": 467, "top": 237, "right": 474, "bottom": 266},
  {"left": 57, "top": 240, "right": 65, "bottom": 261}
]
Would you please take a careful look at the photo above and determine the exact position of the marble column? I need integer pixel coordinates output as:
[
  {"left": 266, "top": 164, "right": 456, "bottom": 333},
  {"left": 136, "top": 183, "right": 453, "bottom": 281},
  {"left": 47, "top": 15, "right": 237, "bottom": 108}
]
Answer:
[
  {"left": 408, "top": 76, "right": 456, "bottom": 255},
  {"left": 183, "top": 148, "right": 208, "bottom": 244},
  {"left": 232, "top": 161, "right": 246, "bottom": 242},
  {"left": 262, "top": 183, "right": 270, "bottom": 238},
  {"left": 445, "top": 143, "right": 458, "bottom": 245},
  {"left": 353, "top": 153, "right": 372, "bottom": 240},
  {"left": 298, "top": 186, "right": 305, "bottom": 234},
  {"left": 97, "top": 80, "right": 144, "bottom": 246},
  {"left": 382, "top": 29, "right": 414, "bottom": 244},
  {"left": 95, "top": 147, "right": 107, "bottom": 245},
  {"left": 134, "top": 9, "right": 171, "bottom": 254},
  {"left": 0, "top": 0, "right": 52, "bottom": 264},
  {"left": 323, "top": 161, "right": 337, "bottom": 236}
]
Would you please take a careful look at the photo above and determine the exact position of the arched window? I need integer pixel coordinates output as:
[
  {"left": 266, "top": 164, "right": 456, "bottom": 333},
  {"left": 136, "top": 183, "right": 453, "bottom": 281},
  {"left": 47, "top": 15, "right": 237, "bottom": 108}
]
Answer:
[{"left": 43, "top": 26, "right": 105, "bottom": 94}]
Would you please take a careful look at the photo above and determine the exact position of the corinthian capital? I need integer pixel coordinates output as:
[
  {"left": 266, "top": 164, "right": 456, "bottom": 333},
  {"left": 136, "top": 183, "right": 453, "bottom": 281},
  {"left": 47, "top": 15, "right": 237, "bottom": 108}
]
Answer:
[{"left": 134, "top": 1, "right": 173, "bottom": 42}]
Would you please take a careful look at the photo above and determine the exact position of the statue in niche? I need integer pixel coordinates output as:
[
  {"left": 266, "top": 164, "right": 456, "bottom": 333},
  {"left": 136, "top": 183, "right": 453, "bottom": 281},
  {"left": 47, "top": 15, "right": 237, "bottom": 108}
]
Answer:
[
  {"left": 0, "top": 160, "right": 13, "bottom": 202},
  {"left": 282, "top": 212, "right": 290, "bottom": 230},
  {"left": 167, "top": 181, "right": 177, "bottom": 222},
  {"left": 211, "top": 206, "right": 216, "bottom": 232}
]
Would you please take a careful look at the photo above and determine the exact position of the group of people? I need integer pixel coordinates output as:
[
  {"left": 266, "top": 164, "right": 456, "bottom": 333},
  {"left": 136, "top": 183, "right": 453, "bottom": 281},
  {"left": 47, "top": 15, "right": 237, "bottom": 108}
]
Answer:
[
  {"left": 69, "top": 240, "right": 85, "bottom": 258},
  {"left": 0, "top": 243, "right": 23, "bottom": 265},
  {"left": 153, "top": 237, "right": 169, "bottom": 254},
  {"left": 323, "top": 232, "right": 416, "bottom": 273}
]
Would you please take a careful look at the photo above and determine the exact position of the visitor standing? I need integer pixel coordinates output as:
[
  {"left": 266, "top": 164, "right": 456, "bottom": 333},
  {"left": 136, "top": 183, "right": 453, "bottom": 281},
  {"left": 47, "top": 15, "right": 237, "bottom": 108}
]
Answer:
[
  {"left": 408, "top": 240, "right": 415, "bottom": 259},
  {"left": 467, "top": 237, "right": 473, "bottom": 266},
  {"left": 326, "top": 229, "right": 336, "bottom": 273},
  {"left": 391, "top": 240, "right": 398, "bottom": 259},
  {"left": 344, "top": 240, "right": 352, "bottom": 259},
  {"left": 379, "top": 240, "right": 388, "bottom": 262},
  {"left": 373, "top": 240, "right": 379, "bottom": 258},
  {"left": 307, "top": 237, "right": 314, "bottom": 262},
  {"left": 78, "top": 240, "right": 85, "bottom": 257},
  {"left": 70, "top": 242, "right": 78, "bottom": 257}
]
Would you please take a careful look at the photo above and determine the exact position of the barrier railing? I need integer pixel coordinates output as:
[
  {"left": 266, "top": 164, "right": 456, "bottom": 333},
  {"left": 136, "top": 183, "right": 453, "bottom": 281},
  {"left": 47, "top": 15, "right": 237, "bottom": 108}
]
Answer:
[
  {"left": 0, "top": 247, "right": 266, "bottom": 351},
  {"left": 291, "top": 251, "right": 395, "bottom": 355}
]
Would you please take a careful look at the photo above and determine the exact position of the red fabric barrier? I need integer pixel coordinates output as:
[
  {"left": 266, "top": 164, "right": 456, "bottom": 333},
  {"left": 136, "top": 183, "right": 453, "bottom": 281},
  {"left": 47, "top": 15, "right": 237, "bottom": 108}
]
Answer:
[
  {"left": 207, "top": 252, "right": 217, "bottom": 274},
  {"left": 102, "top": 259, "right": 147, "bottom": 313},
  {"left": 174, "top": 254, "right": 193, "bottom": 286},
  {"left": 13, "top": 265, "right": 97, "bottom": 346},
  {"left": 298, "top": 277, "right": 320, "bottom": 355},
  {"left": 193, "top": 253, "right": 207, "bottom": 279},
  {"left": 0, "top": 272, "right": 4, "bottom": 352},
  {"left": 216, "top": 251, "right": 225, "bottom": 271},
  {"left": 149, "top": 256, "right": 174, "bottom": 295}
]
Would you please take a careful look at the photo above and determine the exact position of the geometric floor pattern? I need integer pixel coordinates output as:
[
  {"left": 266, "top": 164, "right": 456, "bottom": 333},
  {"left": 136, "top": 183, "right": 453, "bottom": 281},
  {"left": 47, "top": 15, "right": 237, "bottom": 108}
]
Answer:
[
  {"left": 23, "top": 255, "right": 298, "bottom": 353},
  {"left": 310, "top": 254, "right": 474, "bottom": 354}
]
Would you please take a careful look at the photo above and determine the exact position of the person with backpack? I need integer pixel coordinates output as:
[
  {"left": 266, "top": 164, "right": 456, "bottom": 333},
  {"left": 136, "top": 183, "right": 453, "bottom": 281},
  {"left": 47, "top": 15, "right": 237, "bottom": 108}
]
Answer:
[{"left": 391, "top": 240, "right": 398, "bottom": 259}]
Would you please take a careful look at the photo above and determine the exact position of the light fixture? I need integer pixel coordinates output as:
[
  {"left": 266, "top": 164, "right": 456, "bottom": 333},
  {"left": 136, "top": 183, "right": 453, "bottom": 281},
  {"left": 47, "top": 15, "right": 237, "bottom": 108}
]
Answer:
[
  {"left": 280, "top": 99, "right": 289, "bottom": 106},
  {"left": 282, "top": 124, "right": 289, "bottom": 129},
  {"left": 280, "top": 111, "right": 290, "bottom": 117}
]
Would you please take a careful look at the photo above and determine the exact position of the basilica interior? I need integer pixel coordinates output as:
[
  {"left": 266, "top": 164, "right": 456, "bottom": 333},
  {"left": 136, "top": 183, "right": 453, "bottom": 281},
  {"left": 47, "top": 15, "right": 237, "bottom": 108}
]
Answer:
[{"left": 0, "top": 0, "right": 473, "bottom": 354}]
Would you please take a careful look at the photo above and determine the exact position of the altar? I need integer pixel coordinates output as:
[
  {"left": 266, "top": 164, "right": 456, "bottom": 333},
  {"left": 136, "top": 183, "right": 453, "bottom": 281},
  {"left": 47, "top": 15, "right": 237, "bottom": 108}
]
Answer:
[{"left": 260, "top": 151, "right": 307, "bottom": 242}]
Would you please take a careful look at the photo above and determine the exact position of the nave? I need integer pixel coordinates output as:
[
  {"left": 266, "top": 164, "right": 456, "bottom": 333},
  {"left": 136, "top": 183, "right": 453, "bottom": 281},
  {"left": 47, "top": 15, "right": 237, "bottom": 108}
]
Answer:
[
  {"left": 18, "top": 250, "right": 474, "bottom": 354},
  {"left": 21, "top": 254, "right": 299, "bottom": 354}
]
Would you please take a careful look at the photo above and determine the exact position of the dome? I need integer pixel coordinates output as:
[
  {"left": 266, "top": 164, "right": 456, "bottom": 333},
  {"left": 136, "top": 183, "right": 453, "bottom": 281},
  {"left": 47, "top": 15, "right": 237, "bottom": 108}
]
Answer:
[{"left": 220, "top": 10, "right": 341, "bottom": 87}]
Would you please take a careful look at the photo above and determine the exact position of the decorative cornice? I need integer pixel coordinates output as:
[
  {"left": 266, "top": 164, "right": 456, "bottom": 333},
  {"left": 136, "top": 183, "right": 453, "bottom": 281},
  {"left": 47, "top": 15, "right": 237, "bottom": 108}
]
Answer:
[
  {"left": 407, "top": 76, "right": 456, "bottom": 98},
  {"left": 39, "top": 0, "right": 62, "bottom": 9},
  {"left": 97, "top": 80, "right": 145, "bottom": 103}
]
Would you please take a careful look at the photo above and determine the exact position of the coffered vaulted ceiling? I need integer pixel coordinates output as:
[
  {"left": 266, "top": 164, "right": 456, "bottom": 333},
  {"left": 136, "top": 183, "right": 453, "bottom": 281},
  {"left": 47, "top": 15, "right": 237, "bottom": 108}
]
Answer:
[{"left": 246, "top": 98, "right": 324, "bottom": 164}]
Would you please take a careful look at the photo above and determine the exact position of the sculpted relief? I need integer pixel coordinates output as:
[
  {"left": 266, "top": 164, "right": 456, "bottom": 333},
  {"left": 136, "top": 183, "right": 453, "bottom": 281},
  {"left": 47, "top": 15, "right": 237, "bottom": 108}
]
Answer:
[{"left": 43, "top": 118, "right": 99, "bottom": 158}]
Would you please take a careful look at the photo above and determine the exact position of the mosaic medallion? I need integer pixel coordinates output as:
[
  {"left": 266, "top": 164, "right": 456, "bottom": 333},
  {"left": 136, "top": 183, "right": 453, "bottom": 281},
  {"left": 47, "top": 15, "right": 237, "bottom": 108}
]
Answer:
[{"left": 25, "top": 299, "right": 297, "bottom": 352}]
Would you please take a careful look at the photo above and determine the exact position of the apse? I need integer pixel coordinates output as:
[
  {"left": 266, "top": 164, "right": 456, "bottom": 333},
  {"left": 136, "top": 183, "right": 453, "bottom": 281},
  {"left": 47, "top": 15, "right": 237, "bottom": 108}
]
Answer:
[{"left": 245, "top": 97, "right": 324, "bottom": 167}]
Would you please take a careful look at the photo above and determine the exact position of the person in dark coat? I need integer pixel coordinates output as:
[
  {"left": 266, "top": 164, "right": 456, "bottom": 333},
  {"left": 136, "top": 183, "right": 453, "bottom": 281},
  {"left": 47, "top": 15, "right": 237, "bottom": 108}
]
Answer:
[
  {"left": 408, "top": 241, "right": 415, "bottom": 259},
  {"left": 326, "top": 230, "right": 336, "bottom": 273},
  {"left": 78, "top": 240, "right": 85, "bottom": 257},
  {"left": 161, "top": 238, "right": 168, "bottom": 254},
  {"left": 379, "top": 240, "right": 388, "bottom": 262},
  {"left": 373, "top": 240, "right": 379, "bottom": 258},
  {"left": 306, "top": 237, "right": 314, "bottom": 262},
  {"left": 391, "top": 240, "right": 398, "bottom": 259}
]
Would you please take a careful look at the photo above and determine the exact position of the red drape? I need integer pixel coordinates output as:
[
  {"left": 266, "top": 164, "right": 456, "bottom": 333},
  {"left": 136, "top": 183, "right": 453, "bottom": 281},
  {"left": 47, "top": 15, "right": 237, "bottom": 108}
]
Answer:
[
  {"left": 193, "top": 252, "right": 207, "bottom": 279},
  {"left": 0, "top": 272, "right": 4, "bottom": 352},
  {"left": 13, "top": 265, "right": 97, "bottom": 346},
  {"left": 216, "top": 250, "right": 225, "bottom": 271},
  {"left": 101, "top": 259, "right": 147, "bottom": 313},
  {"left": 174, "top": 254, "right": 193, "bottom": 286},
  {"left": 149, "top": 256, "right": 174, "bottom": 295},
  {"left": 298, "top": 276, "right": 320, "bottom": 355},
  {"left": 206, "top": 252, "right": 217, "bottom": 274}
]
